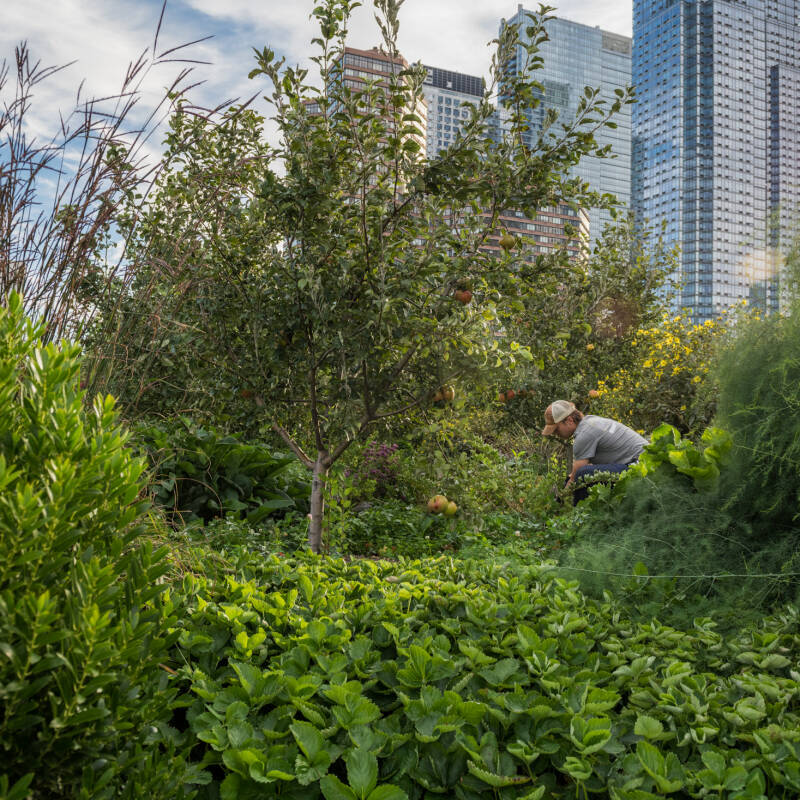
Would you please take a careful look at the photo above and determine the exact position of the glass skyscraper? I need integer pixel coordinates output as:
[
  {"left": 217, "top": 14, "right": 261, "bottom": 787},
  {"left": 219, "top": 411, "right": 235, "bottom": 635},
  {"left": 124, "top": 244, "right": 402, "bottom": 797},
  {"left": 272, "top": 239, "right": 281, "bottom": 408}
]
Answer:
[
  {"left": 633, "top": 0, "right": 800, "bottom": 320},
  {"left": 504, "top": 7, "right": 633, "bottom": 249}
]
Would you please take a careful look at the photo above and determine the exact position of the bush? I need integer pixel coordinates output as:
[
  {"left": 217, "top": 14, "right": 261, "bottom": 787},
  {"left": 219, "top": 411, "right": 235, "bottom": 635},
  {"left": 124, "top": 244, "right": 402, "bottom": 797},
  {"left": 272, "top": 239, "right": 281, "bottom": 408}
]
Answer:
[
  {"left": 587, "top": 312, "right": 726, "bottom": 435},
  {"left": 0, "top": 294, "right": 193, "bottom": 798},
  {"left": 166, "top": 550, "right": 800, "bottom": 799},
  {"left": 331, "top": 501, "right": 460, "bottom": 558},
  {"left": 131, "top": 418, "right": 311, "bottom": 525},
  {"left": 715, "top": 308, "right": 800, "bottom": 532},
  {"left": 387, "top": 424, "right": 550, "bottom": 514},
  {"left": 342, "top": 440, "right": 402, "bottom": 502},
  {"left": 558, "top": 418, "right": 800, "bottom": 625}
]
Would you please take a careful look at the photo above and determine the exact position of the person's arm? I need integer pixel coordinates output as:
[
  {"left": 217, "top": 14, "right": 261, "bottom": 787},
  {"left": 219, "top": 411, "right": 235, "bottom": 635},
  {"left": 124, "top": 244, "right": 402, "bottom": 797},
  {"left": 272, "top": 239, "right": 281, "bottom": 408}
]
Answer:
[{"left": 566, "top": 458, "right": 591, "bottom": 486}]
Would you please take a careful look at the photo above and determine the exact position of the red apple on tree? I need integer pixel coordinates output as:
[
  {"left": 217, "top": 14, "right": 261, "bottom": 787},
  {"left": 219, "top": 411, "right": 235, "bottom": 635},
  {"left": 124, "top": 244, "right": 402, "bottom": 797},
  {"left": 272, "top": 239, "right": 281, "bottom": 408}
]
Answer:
[{"left": 427, "top": 494, "right": 449, "bottom": 513}]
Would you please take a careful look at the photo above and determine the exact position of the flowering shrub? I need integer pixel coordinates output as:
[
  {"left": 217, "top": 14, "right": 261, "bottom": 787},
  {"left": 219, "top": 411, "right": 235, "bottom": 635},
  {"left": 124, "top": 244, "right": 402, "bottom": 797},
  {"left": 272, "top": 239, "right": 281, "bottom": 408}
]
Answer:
[
  {"left": 344, "top": 440, "right": 401, "bottom": 500},
  {"left": 587, "top": 312, "right": 726, "bottom": 435}
]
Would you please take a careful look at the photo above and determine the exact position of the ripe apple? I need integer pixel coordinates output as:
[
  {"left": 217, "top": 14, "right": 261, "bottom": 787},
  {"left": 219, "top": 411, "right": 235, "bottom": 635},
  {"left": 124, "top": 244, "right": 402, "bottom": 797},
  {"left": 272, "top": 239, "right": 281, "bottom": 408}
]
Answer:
[
  {"left": 444, "top": 501, "right": 458, "bottom": 516},
  {"left": 427, "top": 494, "right": 449, "bottom": 513},
  {"left": 442, "top": 385, "right": 455, "bottom": 402},
  {"left": 454, "top": 289, "right": 473, "bottom": 305},
  {"left": 497, "top": 392, "right": 506, "bottom": 403},
  {"left": 589, "top": 389, "right": 600, "bottom": 398},
  {"left": 506, "top": 389, "right": 516, "bottom": 400}
]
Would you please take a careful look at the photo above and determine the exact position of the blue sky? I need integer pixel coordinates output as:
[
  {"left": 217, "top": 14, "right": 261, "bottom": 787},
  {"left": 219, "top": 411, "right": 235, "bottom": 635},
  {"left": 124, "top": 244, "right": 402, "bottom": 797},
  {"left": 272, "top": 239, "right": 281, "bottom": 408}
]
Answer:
[{"left": 3, "top": 0, "right": 633, "bottom": 154}]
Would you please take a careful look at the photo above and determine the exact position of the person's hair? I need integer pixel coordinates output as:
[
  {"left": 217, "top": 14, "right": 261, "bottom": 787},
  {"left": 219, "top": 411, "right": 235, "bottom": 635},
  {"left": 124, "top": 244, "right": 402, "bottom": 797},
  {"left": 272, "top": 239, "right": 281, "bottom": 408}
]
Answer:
[{"left": 568, "top": 410, "right": 584, "bottom": 424}]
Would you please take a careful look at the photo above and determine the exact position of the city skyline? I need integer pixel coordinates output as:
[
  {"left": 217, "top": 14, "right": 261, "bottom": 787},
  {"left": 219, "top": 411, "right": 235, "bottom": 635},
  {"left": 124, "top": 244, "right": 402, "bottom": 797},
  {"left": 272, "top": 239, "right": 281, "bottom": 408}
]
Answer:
[
  {"left": 2, "top": 1, "right": 633, "bottom": 149},
  {"left": 7, "top": 1, "right": 800, "bottom": 320}
]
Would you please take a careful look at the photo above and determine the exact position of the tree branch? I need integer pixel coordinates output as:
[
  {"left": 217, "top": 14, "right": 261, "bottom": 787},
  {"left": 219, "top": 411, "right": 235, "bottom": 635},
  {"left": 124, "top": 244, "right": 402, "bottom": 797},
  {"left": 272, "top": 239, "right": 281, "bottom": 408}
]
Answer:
[{"left": 272, "top": 422, "right": 314, "bottom": 469}]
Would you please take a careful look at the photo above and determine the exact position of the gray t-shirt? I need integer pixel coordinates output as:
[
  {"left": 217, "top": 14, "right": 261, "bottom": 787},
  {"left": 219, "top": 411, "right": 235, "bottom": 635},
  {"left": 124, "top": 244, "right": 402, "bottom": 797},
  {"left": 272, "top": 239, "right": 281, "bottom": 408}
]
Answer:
[{"left": 572, "top": 415, "right": 648, "bottom": 465}]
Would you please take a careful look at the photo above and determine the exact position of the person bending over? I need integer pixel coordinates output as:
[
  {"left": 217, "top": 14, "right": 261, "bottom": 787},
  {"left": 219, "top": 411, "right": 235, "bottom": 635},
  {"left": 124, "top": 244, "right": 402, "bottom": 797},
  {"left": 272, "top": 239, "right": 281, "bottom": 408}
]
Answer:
[{"left": 541, "top": 400, "right": 647, "bottom": 504}]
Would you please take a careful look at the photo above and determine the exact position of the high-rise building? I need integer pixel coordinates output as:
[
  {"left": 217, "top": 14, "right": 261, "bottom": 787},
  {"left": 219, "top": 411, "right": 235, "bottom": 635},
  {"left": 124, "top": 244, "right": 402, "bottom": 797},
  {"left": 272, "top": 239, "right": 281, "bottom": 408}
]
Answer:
[
  {"left": 502, "top": 7, "right": 633, "bottom": 250},
  {"left": 422, "top": 66, "right": 484, "bottom": 158},
  {"left": 633, "top": 0, "right": 800, "bottom": 320},
  {"left": 322, "top": 46, "right": 428, "bottom": 161}
]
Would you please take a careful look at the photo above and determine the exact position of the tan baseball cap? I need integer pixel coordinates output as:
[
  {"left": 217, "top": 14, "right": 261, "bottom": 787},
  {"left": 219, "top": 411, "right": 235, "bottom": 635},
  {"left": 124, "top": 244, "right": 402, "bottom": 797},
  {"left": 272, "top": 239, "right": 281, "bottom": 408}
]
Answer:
[{"left": 541, "top": 400, "right": 576, "bottom": 436}]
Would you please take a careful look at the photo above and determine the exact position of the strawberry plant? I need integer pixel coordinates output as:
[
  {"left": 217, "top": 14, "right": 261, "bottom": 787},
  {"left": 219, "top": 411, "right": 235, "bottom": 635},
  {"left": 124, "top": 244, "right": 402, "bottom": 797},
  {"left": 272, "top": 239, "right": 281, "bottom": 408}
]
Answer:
[{"left": 164, "top": 550, "right": 800, "bottom": 799}]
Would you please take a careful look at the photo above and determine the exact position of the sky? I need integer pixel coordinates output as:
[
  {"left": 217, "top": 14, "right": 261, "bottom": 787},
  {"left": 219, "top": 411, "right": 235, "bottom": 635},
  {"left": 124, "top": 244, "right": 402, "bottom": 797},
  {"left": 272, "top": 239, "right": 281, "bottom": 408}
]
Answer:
[{"left": 3, "top": 0, "right": 633, "bottom": 153}]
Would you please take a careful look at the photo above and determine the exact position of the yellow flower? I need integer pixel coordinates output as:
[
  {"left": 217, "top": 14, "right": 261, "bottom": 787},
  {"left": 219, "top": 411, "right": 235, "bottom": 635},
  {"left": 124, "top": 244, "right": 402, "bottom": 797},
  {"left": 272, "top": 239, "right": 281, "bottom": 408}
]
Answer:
[{"left": 692, "top": 375, "right": 701, "bottom": 384}]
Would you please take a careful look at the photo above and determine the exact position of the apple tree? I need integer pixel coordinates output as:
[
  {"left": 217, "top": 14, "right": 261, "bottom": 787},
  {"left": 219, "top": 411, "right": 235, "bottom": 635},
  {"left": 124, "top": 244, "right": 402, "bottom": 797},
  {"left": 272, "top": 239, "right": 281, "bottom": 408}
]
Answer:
[{"left": 92, "top": 0, "right": 632, "bottom": 551}]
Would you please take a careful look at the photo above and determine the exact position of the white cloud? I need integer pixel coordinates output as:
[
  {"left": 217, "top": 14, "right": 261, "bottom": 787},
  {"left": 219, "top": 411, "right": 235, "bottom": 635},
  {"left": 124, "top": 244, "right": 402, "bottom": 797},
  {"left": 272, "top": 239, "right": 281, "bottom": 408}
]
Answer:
[{"left": 2, "top": 0, "right": 632, "bottom": 160}]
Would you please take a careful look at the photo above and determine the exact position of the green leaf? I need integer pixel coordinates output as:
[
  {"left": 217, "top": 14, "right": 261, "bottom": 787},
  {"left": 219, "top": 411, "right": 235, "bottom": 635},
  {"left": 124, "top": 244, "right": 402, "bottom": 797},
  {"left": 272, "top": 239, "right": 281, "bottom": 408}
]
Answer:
[
  {"left": 723, "top": 765, "right": 749, "bottom": 791},
  {"left": 347, "top": 748, "right": 378, "bottom": 799},
  {"left": 758, "top": 653, "right": 790, "bottom": 670},
  {"left": 366, "top": 786, "right": 408, "bottom": 800},
  {"left": 569, "top": 716, "right": 612, "bottom": 754},
  {"left": 321, "top": 775, "right": 358, "bottom": 800},
  {"left": 467, "top": 760, "right": 529, "bottom": 788},
  {"left": 220, "top": 773, "right": 242, "bottom": 800},
  {"left": 701, "top": 751, "right": 726, "bottom": 780},
  {"left": 4, "top": 773, "right": 34, "bottom": 800},
  {"left": 636, "top": 741, "right": 683, "bottom": 793},
  {"left": 517, "top": 789, "right": 546, "bottom": 800},
  {"left": 298, "top": 573, "right": 314, "bottom": 603},
  {"left": 636, "top": 740, "right": 664, "bottom": 777},
  {"left": 291, "top": 720, "right": 325, "bottom": 759},
  {"left": 296, "top": 749, "right": 334, "bottom": 786},
  {"left": 634, "top": 714, "right": 664, "bottom": 740},
  {"left": 562, "top": 756, "right": 592, "bottom": 781}
]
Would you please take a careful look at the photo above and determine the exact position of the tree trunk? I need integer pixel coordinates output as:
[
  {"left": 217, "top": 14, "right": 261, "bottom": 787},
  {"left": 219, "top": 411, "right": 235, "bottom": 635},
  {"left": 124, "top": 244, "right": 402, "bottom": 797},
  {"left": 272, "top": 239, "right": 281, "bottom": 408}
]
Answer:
[{"left": 308, "top": 452, "right": 329, "bottom": 554}]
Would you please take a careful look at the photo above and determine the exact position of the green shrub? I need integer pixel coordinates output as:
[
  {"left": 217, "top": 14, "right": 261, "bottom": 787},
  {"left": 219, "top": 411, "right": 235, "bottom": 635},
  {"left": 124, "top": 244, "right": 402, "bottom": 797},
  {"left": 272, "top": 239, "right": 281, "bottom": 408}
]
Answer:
[
  {"left": 131, "top": 418, "right": 310, "bottom": 525},
  {"left": 331, "top": 501, "right": 460, "bottom": 558},
  {"left": 388, "top": 427, "right": 550, "bottom": 514},
  {"left": 587, "top": 312, "right": 726, "bottom": 436},
  {"left": 558, "top": 419, "right": 800, "bottom": 625},
  {"left": 176, "top": 513, "right": 311, "bottom": 560},
  {"left": 715, "top": 309, "right": 800, "bottom": 531},
  {"left": 0, "top": 294, "right": 193, "bottom": 798},
  {"left": 165, "top": 551, "right": 800, "bottom": 799},
  {"left": 341, "top": 440, "right": 402, "bottom": 502}
]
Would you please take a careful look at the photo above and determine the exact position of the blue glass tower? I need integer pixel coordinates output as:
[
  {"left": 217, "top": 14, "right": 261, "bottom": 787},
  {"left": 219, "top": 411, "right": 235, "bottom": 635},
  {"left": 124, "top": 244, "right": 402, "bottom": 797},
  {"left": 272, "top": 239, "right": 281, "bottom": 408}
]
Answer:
[
  {"left": 633, "top": 0, "right": 800, "bottom": 320},
  {"left": 504, "top": 8, "right": 633, "bottom": 250}
]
